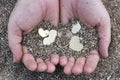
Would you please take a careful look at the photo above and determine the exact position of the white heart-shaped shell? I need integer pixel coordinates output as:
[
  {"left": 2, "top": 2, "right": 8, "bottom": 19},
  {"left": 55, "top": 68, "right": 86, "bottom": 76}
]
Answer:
[
  {"left": 43, "top": 30, "right": 57, "bottom": 45},
  {"left": 71, "top": 21, "right": 81, "bottom": 34},
  {"left": 38, "top": 28, "right": 49, "bottom": 37},
  {"left": 69, "top": 36, "right": 83, "bottom": 51}
]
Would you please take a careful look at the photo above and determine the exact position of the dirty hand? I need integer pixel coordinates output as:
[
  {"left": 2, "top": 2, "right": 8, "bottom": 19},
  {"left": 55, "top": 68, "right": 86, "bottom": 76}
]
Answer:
[
  {"left": 60, "top": 0, "right": 111, "bottom": 74},
  {"left": 8, "top": 0, "right": 59, "bottom": 72}
]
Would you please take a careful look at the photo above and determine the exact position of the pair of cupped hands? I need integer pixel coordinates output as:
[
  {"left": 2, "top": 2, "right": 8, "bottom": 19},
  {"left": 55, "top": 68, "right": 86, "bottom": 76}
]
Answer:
[{"left": 8, "top": 0, "right": 111, "bottom": 75}]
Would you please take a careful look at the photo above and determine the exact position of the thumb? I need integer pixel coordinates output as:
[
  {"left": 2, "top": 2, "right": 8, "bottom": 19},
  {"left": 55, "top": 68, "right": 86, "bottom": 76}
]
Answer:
[
  {"left": 8, "top": 20, "right": 23, "bottom": 62},
  {"left": 97, "top": 17, "right": 111, "bottom": 58}
]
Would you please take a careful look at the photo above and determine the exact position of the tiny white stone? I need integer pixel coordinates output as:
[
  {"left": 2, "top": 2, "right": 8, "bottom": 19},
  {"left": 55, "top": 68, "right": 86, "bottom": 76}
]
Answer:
[
  {"left": 69, "top": 36, "right": 83, "bottom": 51},
  {"left": 71, "top": 21, "right": 81, "bottom": 34},
  {"left": 38, "top": 28, "right": 49, "bottom": 37},
  {"left": 43, "top": 30, "right": 57, "bottom": 45}
]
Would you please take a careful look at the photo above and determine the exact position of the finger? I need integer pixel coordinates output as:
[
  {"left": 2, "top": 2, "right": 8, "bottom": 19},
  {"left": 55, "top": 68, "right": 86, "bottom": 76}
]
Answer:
[
  {"left": 76, "top": 0, "right": 111, "bottom": 58},
  {"left": 72, "top": 57, "right": 85, "bottom": 75},
  {"left": 64, "top": 57, "right": 75, "bottom": 75},
  {"left": 36, "top": 58, "right": 47, "bottom": 72},
  {"left": 22, "top": 47, "right": 37, "bottom": 71},
  {"left": 46, "top": 61, "right": 56, "bottom": 73},
  {"left": 8, "top": 20, "right": 23, "bottom": 63},
  {"left": 36, "top": 58, "right": 44, "bottom": 63},
  {"left": 60, "top": 0, "right": 74, "bottom": 24},
  {"left": 59, "top": 56, "right": 68, "bottom": 67},
  {"left": 83, "top": 50, "right": 100, "bottom": 74},
  {"left": 45, "top": 0, "right": 59, "bottom": 26},
  {"left": 97, "top": 17, "right": 111, "bottom": 58},
  {"left": 50, "top": 54, "right": 59, "bottom": 65}
]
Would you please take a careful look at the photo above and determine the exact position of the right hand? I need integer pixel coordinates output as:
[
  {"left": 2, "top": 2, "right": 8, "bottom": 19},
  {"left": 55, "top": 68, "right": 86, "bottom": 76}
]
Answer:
[{"left": 60, "top": 0, "right": 111, "bottom": 74}]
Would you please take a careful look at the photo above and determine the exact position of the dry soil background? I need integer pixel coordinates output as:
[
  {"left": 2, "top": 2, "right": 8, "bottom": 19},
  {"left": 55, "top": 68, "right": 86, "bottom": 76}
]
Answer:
[{"left": 0, "top": 0, "right": 120, "bottom": 80}]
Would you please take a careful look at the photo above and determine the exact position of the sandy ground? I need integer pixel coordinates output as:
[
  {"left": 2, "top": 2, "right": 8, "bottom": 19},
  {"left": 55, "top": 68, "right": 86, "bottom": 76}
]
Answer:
[{"left": 0, "top": 0, "right": 120, "bottom": 80}]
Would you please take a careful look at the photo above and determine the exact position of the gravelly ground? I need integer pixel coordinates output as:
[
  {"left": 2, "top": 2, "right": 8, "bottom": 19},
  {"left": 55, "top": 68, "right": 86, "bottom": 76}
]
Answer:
[{"left": 0, "top": 0, "right": 120, "bottom": 80}]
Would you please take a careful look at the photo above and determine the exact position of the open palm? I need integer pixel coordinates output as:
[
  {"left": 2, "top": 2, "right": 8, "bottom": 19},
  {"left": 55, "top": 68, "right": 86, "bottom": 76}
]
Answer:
[{"left": 8, "top": 0, "right": 111, "bottom": 75}]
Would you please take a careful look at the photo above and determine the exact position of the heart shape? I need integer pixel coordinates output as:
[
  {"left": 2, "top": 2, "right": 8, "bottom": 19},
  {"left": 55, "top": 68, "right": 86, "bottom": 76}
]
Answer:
[
  {"left": 71, "top": 21, "right": 81, "bottom": 34},
  {"left": 38, "top": 28, "right": 49, "bottom": 37},
  {"left": 43, "top": 30, "right": 57, "bottom": 45},
  {"left": 69, "top": 36, "right": 83, "bottom": 51}
]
